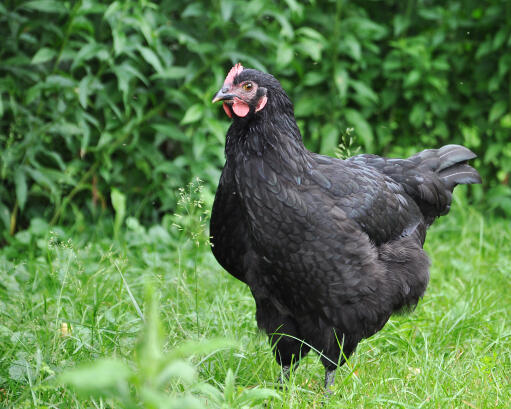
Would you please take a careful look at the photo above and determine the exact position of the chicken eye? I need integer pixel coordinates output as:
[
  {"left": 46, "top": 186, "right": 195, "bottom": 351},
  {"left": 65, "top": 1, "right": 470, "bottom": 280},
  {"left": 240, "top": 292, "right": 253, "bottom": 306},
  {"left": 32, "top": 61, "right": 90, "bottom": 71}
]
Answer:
[{"left": 242, "top": 82, "right": 253, "bottom": 91}]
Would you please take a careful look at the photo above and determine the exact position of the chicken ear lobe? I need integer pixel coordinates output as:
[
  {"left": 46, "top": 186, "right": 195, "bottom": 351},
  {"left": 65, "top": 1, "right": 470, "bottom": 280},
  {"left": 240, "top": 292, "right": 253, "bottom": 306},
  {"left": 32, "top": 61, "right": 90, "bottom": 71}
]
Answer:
[{"left": 255, "top": 88, "right": 268, "bottom": 113}]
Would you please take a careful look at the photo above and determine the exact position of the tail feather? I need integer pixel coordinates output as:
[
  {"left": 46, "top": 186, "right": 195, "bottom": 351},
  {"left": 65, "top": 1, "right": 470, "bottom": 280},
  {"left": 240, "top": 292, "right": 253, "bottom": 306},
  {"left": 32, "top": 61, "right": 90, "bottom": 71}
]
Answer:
[
  {"left": 413, "top": 144, "right": 477, "bottom": 172},
  {"left": 439, "top": 163, "right": 482, "bottom": 190},
  {"left": 414, "top": 144, "right": 481, "bottom": 191},
  {"left": 435, "top": 145, "right": 477, "bottom": 171},
  {"left": 349, "top": 144, "right": 481, "bottom": 224},
  {"left": 411, "top": 144, "right": 481, "bottom": 221}
]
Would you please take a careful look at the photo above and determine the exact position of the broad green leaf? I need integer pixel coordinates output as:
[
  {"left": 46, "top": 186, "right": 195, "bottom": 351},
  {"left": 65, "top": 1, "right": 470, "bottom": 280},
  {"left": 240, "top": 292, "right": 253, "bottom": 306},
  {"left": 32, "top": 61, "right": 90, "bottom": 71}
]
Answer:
[
  {"left": 220, "top": 0, "right": 235, "bottom": 21},
  {"left": 334, "top": 67, "right": 349, "bottom": 99},
  {"left": 31, "top": 48, "right": 56, "bottom": 64},
  {"left": 111, "top": 27, "right": 127, "bottom": 56},
  {"left": 493, "top": 28, "right": 507, "bottom": 50},
  {"left": 153, "top": 66, "right": 189, "bottom": 80},
  {"left": 42, "top": 151, "right": 66, "bottom": 170},
  {"left": 283, "top": 0, "right": 303, "bottom": 15},
  {"left": 418, "top": 8, "right": 442, "bottom": 20},
  {"left": 243, "top": 28, "right": 276, "bottom": 46},
  {"left": 489, "top": 101, "right": 507, "bottom": 123},
  {"left": 28, "top": 218, "right": 49, "bottom": 235},
  {"left": 78, "top": 76, "right": 92, "bottom": 108},
  {"left": 151, "top": 124, "right": 188, "bottom": 142},
  {"left": 182, "top": 3, "right": 203, "bottom": 18},
  {"left": 181, "top": 104, "right": 203, "bottom": 125},
  {"left": 138, "top": 46, "right": 163, "bottom": 73},
  {"left": 206, "top": 118, "right": 228, "bottom": 144},
  {"left": 194, "top": 383, "right": 223, "bottom": 404},
  {"left": 500, "top": 113, "right": 511, "bottom": 128},
  {"left": 25, "top": 167, "right": 58, "bottom": 196},
  {"left": 404, "top": 70, "right": 421, "bottom": 88},
  {"left": 461, "top": 125, "right": 480, "bottom": 148},
  {"left": 59, "top": 358, "right": 132, "bottom": 395},
  {"left": 223, "top": 369, "right": 235, "bottom": 403},
  {"left": 71, "top": 43, "right": 107, "bottom": 70},
  {"left": 8, "top": 356, "right": 32, "bottom": 381},
  {"left": 344, "top": 109, "right": 374, "bottom": 151},
  {"left": 475, "top": 40, "right": 492, "bottom": 59},
  {"left": 427, "top": 76, "right": 446, "bottom": 93},
  {"left": 140, "top": 388, "right": 203, "bottom": 409},
  {"left": 432, "top": 58, "right": 450, "bottom": 71},
  {"left": 14, "top": 168, "right": 27, "bottom": 211},
  {"left": 165, "top": 338, "right": 238, "bottom": 362},
  {"left": 155, "top": 361, "right": 195, "bottom": 387},
  {"left": 111, "top": 188, "right": 126, "bottom": 237},
  {"left": 237, "top": 388, "right": 281, "bottom": 405},
  {"left": 484, "top": 144, "right": 502, "bottom": 164},
  {"left": 104, "top": 1, "right": 120, "bottom": 19},
  {"left": 296, "top": 27, "right": 326, "bottom": 44},
  {"left": 498, "top": 55, "right": 511, "bottom": 77},
  {"left": 112, "top": 64, "right": 133, "bottom": 97},
  {"left": 136, "top": 16, "right": 154, "bottom": 47},
  {"left": 351, "top": 80, "right": 378, "bottom": 104},
  {"left": 294, "top": 95, "right": 322, "bottom": 117},
  {"left": 122, "top": 64, "right": 148, "bottom": 85},
  {"left": 0, "top": 201, "right": 9, "bottom": 231},
  {"left": 303, "top": 72, "right": 325, "bottom": 87},
  {"left": 319, "top": 123, "right": 339, "bottom": 155},
  {"left": 275, "top": 42, "right": 294, "bottom": 69},
  {"left": 343, "top": 35, "right": 362, "bottom": 61},
  {"left": 25, "top": 84, "right": 43, "bottom": 105},
  {"left": 349, "top": 17, "right": 388, "bottom": 40},
  {"left": 269, "top": 11, "right": 294, "bottom": 39},
  {"left": 23, "top": 0, "right": 68, "bottom": 14},
  {"left": 297, "top": 38, "right": 323, "bottom": 61},
  {"left": 45, "top": 75, "right": 75, "bottom": 88},
  {"left": 410, "top": 103, "right": 426, "bottom": 127},
  {"left": 393, "top": 15, "right": 410, "bottom": 36}
]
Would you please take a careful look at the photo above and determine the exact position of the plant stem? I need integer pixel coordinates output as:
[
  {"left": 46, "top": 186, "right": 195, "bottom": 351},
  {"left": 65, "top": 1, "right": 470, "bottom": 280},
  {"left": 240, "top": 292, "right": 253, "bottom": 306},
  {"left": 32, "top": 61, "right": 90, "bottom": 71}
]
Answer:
[{"left": 50, "top": 162, "right": 98, "bottom": 225}]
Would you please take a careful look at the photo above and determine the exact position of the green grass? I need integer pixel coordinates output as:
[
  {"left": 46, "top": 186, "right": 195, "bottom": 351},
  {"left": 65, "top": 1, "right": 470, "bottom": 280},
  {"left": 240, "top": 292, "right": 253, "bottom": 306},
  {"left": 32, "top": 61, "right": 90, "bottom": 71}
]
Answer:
[{"left": 0, "top": 189, "right": 510, "bottom": 408}]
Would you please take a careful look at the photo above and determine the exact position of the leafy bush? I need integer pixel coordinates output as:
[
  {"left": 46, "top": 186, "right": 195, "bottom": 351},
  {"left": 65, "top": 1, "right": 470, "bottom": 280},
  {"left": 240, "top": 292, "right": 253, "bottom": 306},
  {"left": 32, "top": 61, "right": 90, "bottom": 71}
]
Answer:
[
  {"left": 1, "top": 0, "right": 510, "bottom": 234},
  {"left": 59, "top": 289, "right": 279, "bottom": 409}
]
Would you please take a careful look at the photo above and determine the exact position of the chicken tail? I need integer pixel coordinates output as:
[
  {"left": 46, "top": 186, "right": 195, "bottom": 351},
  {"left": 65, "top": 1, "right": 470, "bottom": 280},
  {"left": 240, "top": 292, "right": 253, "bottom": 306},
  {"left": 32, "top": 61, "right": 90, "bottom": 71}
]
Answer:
[
  {"left": 406, "top": 144, "right": 481, "bottom": 222},
  {"left": 349, "top": 144, "right": 481, "bottom": 225},
  {"left": 414, "top": 144, "right": 481, "bottom": 189}
]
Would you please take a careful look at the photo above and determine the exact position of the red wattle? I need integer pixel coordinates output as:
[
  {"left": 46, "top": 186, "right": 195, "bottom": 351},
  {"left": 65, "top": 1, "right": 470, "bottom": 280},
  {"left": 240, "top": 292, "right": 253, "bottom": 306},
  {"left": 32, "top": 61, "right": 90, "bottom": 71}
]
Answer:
[
  {"left": 233, "top": 99, "right": 250, "bottom": 117},
  {"left": 223, "top": 102, "right": 232, "bottom": 118}
]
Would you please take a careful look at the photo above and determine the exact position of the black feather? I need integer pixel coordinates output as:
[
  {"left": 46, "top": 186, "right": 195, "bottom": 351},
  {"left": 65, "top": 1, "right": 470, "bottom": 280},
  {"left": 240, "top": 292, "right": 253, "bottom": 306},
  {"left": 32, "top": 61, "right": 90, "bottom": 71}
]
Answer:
[{"left": 210, "top": 67, "right": 481, "bottom": 386}]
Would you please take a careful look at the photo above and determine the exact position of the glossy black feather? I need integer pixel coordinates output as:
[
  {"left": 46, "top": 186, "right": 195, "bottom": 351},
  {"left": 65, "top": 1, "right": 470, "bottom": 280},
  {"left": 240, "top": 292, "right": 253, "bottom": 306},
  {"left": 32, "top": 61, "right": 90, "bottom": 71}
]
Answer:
[{"left": 210, "top": 68, "right": 481, "bottom": 378}]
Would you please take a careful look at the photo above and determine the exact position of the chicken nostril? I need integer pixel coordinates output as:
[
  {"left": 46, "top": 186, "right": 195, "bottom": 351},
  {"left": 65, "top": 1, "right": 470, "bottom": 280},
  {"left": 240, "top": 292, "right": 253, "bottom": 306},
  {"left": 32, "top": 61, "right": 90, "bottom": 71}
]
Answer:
[{"left": 222, "top": 87, "right": 229, "bottom": 93}]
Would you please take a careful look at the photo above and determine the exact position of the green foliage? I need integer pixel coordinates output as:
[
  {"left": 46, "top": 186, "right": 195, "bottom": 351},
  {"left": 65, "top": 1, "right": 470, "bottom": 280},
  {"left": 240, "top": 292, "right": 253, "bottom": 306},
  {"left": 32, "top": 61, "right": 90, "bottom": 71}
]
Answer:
[
  {"left": 0, "top": 197, "right": 509, "bottom": 407},
  {"left": 334, "top": 128, "right": 360, "bottom": 160},
  {"left": 0, "top": 0, "right": 226, "bottom": 234},
  {"left": 1, "top": 0, "right": 510, "bottom": 234},
  {"left": 111, "top": 187, "right": 127, "bottom": 240},
  {"left": 0, "top": 184, "right": 280, "bottom": 408},
  {"left": 59, "top": 287, "right": 261, "bottom": 409}
]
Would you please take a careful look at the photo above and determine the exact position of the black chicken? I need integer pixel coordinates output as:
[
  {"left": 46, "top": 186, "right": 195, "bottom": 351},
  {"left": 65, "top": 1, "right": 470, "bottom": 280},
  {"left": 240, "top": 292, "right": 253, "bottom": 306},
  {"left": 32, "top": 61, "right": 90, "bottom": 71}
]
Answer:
[{"left": 210, "top": 64, "right": 481, "bottom": 391}]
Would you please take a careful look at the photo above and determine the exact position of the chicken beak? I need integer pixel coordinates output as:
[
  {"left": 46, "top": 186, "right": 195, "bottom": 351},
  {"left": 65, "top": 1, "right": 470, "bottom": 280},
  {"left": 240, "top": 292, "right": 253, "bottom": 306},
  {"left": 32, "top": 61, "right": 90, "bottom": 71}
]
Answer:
[{"left": 212, "top": 87, "right": 235, "bottom": 103}]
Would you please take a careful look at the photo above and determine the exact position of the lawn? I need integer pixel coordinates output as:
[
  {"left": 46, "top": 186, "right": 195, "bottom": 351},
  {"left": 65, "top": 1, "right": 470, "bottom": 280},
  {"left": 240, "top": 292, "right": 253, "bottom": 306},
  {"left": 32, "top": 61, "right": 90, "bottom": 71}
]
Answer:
[{"left": 0, "top": 188, "right": 509, "bottom": 408}]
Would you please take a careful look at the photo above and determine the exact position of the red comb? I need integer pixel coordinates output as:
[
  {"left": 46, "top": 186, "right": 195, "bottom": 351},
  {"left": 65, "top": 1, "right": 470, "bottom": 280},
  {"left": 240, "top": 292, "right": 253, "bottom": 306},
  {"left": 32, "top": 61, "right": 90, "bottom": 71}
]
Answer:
[{"left": 223, "top": 63, "right": 244, "bottom": 86}]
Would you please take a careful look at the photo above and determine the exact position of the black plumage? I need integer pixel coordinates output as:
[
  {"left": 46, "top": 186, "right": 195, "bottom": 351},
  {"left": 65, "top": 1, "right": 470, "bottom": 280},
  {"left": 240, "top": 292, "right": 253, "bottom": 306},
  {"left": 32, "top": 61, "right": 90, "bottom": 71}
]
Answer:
[{"left": 210, "top": 65, "right": 481, "bottom": 390}]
